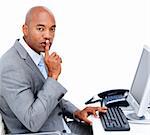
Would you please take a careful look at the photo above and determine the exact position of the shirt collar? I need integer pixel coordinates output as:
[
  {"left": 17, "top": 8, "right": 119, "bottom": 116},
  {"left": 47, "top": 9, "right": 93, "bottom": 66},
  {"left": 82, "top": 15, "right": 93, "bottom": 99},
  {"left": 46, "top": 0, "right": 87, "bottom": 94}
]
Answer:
[{"left": 19, "top": 37, "right": 43, "bottom": 66}]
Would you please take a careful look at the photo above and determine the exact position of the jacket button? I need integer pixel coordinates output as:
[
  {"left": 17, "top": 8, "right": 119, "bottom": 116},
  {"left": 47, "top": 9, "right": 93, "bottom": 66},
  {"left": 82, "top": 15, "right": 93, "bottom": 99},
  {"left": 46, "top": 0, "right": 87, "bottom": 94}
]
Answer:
[
  {"left": 58, "top": 112, "right": 62, "bottom": 116},
  {"left": 62, "top": 130, "right": 66, "bottom": 133}
]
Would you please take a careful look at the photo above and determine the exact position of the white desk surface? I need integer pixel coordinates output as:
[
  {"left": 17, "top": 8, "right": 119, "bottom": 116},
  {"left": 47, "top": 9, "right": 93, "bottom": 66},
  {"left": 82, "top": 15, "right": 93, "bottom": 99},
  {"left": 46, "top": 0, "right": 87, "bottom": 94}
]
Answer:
[{"left": 87, "top": 103, "right": 150, "bottom": 135}]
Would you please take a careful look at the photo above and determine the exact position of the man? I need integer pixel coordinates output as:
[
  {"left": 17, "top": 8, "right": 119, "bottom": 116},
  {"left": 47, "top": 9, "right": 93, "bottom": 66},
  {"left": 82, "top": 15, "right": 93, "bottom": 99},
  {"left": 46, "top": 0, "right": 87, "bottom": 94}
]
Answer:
[{"left": 0, "top": 6, "right": 107, "bottom": 135}]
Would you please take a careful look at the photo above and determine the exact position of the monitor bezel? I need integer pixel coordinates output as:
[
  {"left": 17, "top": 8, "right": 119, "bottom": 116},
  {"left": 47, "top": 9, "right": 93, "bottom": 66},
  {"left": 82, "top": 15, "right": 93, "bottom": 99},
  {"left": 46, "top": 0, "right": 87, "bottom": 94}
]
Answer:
[{"left": 127, "top": 45, "right": 150, "bottom": 118}]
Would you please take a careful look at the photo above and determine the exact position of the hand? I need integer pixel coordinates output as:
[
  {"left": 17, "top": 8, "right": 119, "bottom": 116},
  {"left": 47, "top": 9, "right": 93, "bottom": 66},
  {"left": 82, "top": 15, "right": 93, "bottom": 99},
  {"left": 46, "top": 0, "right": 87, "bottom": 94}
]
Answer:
[
  {"left": 44, "top": 40, "right": 62, "bottom": 80},
  {"left": 73, "top": 106, "right": 107, "bottom": 125}
]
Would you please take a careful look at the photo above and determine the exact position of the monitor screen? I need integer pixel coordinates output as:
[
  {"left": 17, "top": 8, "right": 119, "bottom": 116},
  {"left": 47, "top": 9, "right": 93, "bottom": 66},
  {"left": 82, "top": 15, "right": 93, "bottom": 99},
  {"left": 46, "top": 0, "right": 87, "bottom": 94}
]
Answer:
[
  {"left": 130, "top": 47, "right": 149, "bottom": 105},
  {"left": 127, "top": 45, "right": 150, "bottom": 120}
]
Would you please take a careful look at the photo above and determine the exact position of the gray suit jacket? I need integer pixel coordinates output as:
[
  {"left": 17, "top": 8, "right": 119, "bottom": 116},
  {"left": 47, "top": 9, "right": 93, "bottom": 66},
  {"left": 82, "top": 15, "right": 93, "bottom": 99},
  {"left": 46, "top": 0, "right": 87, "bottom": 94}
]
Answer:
[{"left": 0, "top": 40, "right": 78, "bottom": 134}]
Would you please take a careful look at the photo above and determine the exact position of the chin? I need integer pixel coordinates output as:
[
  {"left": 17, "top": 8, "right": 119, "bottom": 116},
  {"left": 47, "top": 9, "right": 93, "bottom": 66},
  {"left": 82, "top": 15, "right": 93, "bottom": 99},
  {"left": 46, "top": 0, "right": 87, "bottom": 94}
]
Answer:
[
  {"left": 38, "top": 50, "right": 44, "bottom": 53},
  {"left": 35, "top": 49, "right": 43, "bottom": 54},
  {"left": 39, "top": 48, "right": 45, "bottom": 53}
]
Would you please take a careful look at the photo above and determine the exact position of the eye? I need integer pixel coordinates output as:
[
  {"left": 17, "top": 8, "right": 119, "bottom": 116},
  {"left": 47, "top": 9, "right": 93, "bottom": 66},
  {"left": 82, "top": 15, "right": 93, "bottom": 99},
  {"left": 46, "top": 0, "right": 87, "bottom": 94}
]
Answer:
[
  {"left": 50, "top": 27, "right": 56, "bottom": 32},
  {"left": 37, "top": 27, "right": 44, "bottom": 32}
]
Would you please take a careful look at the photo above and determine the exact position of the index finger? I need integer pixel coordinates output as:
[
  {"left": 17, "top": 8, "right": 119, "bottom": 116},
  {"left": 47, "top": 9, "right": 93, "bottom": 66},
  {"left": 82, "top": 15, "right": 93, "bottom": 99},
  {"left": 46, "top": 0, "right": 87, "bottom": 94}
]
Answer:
[
  {"left": 45, "top": 42, "right": 49, "bottom": 58},
  {"left": 97, "top": 107, "right": 107, "bottom": 113}
]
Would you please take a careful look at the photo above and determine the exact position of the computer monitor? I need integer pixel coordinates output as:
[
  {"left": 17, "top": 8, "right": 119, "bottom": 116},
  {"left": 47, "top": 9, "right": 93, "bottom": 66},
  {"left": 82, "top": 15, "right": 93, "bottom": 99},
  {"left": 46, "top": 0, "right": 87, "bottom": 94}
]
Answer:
[{"left": 126, "top": 45, "right": 150, "bottom": 121}]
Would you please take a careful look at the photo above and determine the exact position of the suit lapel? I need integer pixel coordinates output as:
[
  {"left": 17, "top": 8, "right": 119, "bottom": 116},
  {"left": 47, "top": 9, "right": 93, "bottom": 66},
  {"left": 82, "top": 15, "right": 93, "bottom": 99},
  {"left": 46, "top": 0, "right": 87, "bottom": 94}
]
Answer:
[
  {"left": 14, "top": 39, "right": 45, "bottom": 82},
  {"left": 25, "top": 55, "right": 45, "bottom": 81}
]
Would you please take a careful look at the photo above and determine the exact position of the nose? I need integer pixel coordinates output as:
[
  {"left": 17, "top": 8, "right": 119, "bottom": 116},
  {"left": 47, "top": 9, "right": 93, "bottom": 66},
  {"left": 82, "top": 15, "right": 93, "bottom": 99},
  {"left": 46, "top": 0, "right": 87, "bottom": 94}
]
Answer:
[{"left": 43, "top": 30, "right": 54, "bottom": 40}]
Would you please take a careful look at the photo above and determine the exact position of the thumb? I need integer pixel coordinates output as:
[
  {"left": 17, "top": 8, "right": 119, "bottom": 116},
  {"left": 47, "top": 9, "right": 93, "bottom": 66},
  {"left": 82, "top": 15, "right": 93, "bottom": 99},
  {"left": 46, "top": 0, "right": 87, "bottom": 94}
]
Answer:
[{"left": 82, "top": 117, "right": 92, "bottom": 125}]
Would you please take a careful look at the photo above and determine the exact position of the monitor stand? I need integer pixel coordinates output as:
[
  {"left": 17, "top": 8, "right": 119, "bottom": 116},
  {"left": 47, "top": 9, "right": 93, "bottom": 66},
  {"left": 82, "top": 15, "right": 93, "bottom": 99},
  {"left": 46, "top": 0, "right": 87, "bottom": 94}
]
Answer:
[
  {"left": 127, "top": 113, "right": 145, "bottom": 120},
  {"left": 126, "top": 110, "right": 150, "bottom": 124}
]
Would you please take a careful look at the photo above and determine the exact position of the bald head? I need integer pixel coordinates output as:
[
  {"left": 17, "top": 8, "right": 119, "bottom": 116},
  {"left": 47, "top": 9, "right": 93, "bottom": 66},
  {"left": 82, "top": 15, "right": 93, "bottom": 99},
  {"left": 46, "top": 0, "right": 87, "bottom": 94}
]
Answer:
[{"left": 25, "top": 6, "right": 55, "bottom": 26}]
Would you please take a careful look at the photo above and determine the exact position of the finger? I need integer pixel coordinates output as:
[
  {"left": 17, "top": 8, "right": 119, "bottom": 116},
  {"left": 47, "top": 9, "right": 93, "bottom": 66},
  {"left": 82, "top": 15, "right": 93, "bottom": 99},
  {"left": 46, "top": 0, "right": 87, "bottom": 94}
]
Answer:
[
  {"left": 55, "top": 55, "right": 59, "bottom": 60},
  {"left": 82, "top": 117, "right": 92, "bottom": 125},
  {"left": 51, "top": 53, "right": 62, "bottom": 63},
  {"left": 90, "top": 109, "right": 99, "bottom": 117},
  {"left": 100, "top": 107, "right": 108, "bottom": 110},
  {"left": 60, "top": 57, "right": 62, "bottom": 63},
  {"left": 57, "top": 57, "right": 62, "bottom": 63},
  {"left": 86, "top": 107, "right": 107, "bottom": 115},
  {"left": 46, "top": 40, "right": 50, "bottom": 45},
  {"left": 45, "top": 42, "right": 50, "bottom": 58},
  {"left": 102, "top": 107, "right": 108, "bottom": 109},
  {"left": 85, "top": 108, "right": 97, "bottom": 117},
  {"left": 87, "top": 108, "right": 97, "bottom": 116},
  {"left": 93, "top": 111, "right": 97, "bottom": 117},
  {"left": 51, "top": 52, "right": 57, "bottom": 57},
  {"left": 97, "top": 107, "right": 107, "bottom": 113},
  {"left": 94, "top": 106, "right": 107, "bottom": 111}
]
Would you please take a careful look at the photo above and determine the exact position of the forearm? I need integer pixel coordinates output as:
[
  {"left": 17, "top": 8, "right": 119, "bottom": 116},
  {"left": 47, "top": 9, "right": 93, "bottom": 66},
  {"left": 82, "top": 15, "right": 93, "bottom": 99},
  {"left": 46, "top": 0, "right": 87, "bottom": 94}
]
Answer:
[{"left": 2, "top": 74, "right": 66, "bottom": 132}]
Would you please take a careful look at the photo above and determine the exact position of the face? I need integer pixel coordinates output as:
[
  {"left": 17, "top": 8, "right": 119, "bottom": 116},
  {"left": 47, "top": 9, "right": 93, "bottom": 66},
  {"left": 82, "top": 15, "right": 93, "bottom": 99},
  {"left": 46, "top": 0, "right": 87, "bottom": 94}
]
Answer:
[{"left": 23, "top": 10, "right": 56, "bottom": 54}]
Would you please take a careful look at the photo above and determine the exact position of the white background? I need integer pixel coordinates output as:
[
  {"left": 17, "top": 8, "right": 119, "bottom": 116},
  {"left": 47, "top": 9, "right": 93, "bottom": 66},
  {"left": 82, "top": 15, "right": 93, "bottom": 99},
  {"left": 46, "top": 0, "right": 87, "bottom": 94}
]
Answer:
[{"left": 0, "top": 0, "right": 150, "bottom": 108}]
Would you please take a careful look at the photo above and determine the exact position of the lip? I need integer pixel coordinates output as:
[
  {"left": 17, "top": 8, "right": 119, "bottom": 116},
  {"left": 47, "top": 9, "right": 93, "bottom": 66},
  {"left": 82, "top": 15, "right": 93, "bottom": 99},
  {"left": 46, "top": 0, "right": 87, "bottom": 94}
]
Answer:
[{"left": 40, "top": 42, "right": 52, "bottom": 48}]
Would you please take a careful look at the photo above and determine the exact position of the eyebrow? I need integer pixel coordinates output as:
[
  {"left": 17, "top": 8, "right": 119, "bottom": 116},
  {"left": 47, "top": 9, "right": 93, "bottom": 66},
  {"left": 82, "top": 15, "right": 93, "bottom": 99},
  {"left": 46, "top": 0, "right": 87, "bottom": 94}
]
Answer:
[
  {"left": 36, "top": 24, "right": 45, "bottom": 27},
  {"left": 36, "top": 24, "right": 56, "bottom": 28},
  {"left": 51, "top": 25, "right": 56, "bottom": 28}
]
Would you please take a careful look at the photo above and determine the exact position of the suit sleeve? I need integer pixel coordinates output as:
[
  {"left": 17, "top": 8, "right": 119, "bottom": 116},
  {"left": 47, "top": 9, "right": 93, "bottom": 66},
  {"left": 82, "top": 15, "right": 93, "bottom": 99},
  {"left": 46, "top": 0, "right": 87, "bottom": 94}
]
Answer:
[
  {"left": 58, "top": 99, "right": 79, "bottom": 119},
  {"left": 61, "top": 99, "right": 79, "bottom": 113},
  {"left": 1, "top": 66, "right": 67, "bottom": 132}
]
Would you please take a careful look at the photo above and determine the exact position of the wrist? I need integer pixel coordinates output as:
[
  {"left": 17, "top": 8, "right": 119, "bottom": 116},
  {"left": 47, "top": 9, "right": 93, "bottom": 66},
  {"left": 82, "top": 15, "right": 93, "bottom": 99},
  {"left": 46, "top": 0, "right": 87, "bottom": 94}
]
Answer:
[
  {"left": 73, "top": 109, "right": 81, "bottom": 118},
  {"left": 48, "top": 72, "right": 52, "bottom": 77},
  {"left": 73, "top": 110, "right": 82, "bottom": 122},
  {"left": 48, "top": 72, "right": 58, "bottom": 80},
  {"left": 52, "top": 75, "right": 58, "bottom": 80}
]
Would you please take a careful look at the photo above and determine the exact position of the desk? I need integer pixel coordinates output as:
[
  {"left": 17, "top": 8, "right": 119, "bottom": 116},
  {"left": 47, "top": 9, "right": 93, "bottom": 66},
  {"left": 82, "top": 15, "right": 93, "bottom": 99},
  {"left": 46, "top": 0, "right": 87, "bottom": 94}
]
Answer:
[{"left": 88, "top": 103, "right": 150, "bottom": 135}]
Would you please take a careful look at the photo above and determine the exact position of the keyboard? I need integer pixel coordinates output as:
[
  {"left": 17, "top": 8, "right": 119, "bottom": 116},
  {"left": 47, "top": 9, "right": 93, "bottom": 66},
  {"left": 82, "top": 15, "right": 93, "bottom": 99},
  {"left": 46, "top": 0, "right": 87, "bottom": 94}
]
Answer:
[{"left": 99, "top": 107, "right": 130, "bottom": 131}]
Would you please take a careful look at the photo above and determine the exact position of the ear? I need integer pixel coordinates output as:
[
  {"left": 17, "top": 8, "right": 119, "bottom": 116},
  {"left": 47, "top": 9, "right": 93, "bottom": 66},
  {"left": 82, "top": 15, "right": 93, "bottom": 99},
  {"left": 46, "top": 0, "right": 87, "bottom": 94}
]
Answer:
[{"left": 22, "top": 24, "right": 28, "bottom": 36}]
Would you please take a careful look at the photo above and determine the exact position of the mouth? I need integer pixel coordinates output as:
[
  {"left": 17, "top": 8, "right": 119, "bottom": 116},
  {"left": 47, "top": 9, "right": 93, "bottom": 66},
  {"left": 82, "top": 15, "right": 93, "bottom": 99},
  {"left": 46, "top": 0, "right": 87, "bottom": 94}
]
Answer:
[{"left": 40, "top": 42, "right": 52, "bottom": 48}]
